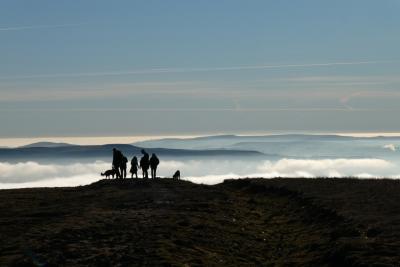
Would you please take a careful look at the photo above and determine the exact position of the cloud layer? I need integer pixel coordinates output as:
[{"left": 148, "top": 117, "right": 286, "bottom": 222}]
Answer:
[
  {"left": 0, "top": 161, "right": 109, "bottom": 183},
  {"left": 0, "top": 158, "right": 398, "bottom": 189},
  {"left": 0, "top": 61, "right": 390, "bottom": 80},
  {"left": 0, "top": 23, "right": 84, "bottom": 32}
]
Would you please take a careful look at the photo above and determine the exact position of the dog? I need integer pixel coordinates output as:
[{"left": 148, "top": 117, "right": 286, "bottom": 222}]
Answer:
[
  {"left": 172, "top": 170, "right": 181, "bottom": 180},
  {"left": 101, "top": 169, "right": 117, "bottom": 179}
]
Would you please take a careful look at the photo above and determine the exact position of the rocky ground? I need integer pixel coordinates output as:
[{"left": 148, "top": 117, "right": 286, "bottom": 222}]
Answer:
[{"left": 0, "top": 178, "right": 399, "bottom": 266}]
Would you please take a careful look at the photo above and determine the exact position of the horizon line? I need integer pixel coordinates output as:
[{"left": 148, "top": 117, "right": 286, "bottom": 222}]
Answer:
[{"left": 2, "top": 132, "right": 400, "bottom": 147}]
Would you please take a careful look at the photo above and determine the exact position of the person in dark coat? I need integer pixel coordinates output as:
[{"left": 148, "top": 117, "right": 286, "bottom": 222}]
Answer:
[
  {"left": 140, "top": 149, "right": 150, "bottom": 179},
  {"left": 112, "top": 148, "right": 122, "bottom": 178},
  {"left": 130, "top": 156, "right": 139, "bottom": 178},
  {"left": 149, "top": 153, "right": 160, "bottom": 179},
  {"left": 121, "top": 155, "right": 128, "bottom": 179}
]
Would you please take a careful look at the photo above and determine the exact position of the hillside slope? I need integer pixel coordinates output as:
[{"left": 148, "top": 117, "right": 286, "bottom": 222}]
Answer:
[{"left": 0, "top": 178, "right": 398, "bottom": 266}]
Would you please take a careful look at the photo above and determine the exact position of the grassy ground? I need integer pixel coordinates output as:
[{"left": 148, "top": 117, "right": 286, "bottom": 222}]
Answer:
[{"left": 0, "top": 178, "right": 399, "bottom": 266}]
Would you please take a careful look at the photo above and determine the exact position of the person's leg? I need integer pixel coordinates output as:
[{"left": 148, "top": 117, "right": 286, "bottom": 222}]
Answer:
[
  {"left": 115, "top": 167, "right": 121, "bottom": 179},
  {"left": 154, "top": 167, "right": 157, "bottom": 178}
]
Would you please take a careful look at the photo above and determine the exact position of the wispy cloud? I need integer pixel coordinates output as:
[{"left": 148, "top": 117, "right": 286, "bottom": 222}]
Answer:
[
  {"left": 0, "top": 107, "right": 396, "bottom": 113},
  {"left": 0, "top": 60, "right": 394, "bottom": 80},
  {"left": 0, "top": 23, "right": 84, "bottom": 32},
  {"left": 0, "top": 81, "right": 199, "bottom": 102},
  {"left": 340, "top": 91, "right": 400, "bottom": 110},
  {"left": 283, "top": 75, "right": 400, "bottom": 85},
  {"left": 2, "top": 78, "right": 400, "bottom": 113}
]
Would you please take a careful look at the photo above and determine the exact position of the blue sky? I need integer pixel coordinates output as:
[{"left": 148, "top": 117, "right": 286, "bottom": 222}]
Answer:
[{"left": 1, "top": 0, "right": 400, "bottom": 137}]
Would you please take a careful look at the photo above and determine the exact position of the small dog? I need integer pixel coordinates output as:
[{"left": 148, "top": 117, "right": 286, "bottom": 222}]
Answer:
[
  {"left": 101, "top": 169, "right": 117, "bottom": 179},
  {"left": 172, "top": 170, "right": 181, "bottom": 180}
]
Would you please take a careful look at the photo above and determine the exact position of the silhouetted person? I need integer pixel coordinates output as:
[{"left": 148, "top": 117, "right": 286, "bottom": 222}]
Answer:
[
  {"left": 112, "top": 148, "right": 122, "bottom": 178},
  {"left": 130, "top": 156, "right": 139, "bottom": 178},
  {"left": 140, "top": 149, "right": 150, "bottom": 179},
  {"left": 121, "top": 156, "right": 128, "bottom": 179},
  {"left": 149, "top": 153, "right": 160, "bottom": 179}
]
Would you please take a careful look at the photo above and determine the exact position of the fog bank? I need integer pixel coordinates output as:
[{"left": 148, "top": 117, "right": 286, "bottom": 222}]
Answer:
[{"left": 0, "top": 158, "right": 399, "bottom": 189}]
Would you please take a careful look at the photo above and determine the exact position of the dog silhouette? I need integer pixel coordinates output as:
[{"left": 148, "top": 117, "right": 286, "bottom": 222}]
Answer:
[
  {"left": 101, "top": 169, "right": 117, "bottom": 179},
  {"left": 173, "top": 170, "right": 181, "bottom": 180}
]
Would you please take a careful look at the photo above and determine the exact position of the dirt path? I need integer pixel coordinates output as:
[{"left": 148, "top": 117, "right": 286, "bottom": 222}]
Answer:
[{"left": 0, "top": 179, "right": 379, "bottom": 266}]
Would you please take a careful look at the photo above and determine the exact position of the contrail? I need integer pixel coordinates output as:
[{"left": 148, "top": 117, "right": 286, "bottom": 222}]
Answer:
[
  {"left": 0, "top": 60, "right": 395, "bottom": 80},
  {"left": 0, "top": 23, "right": 84, "bottom": 32},
  {"left": 0, "top": 107, "right": 395, "bottom": 112}
]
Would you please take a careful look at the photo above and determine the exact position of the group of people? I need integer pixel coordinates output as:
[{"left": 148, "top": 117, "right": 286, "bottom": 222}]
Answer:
[{"left": 112, "top": 148, "right": 159, "bottom": 179}]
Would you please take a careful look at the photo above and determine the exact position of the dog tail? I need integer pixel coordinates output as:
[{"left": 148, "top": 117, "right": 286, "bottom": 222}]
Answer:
[{"left": 101, "top": 172, "right": 105, "bottom": 176}]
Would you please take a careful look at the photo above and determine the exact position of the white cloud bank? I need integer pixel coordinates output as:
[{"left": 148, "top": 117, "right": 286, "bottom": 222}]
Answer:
[
  {"left": 0, "top": 158, "right": 399, "bottom": 189},
  {"left": 383, "top": 144, "right": 397, "bottom": 152}
]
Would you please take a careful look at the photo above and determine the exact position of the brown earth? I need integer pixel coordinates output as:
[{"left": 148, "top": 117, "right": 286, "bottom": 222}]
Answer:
[{"left": 0, "top": 178, "right": 399, "bottom": 266}]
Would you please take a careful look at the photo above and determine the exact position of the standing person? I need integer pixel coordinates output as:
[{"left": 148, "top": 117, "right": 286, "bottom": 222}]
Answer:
[
  {"left": 112, "top": 148, "right": 122, "bottom": 179},
  {"left": 121, "top": 155, "right": 128, "bottom": 179},
  {"left": 140, "top": 149, "right": 150, "bottom": 179},
  {"left": 130, "top": 156, "right": 139, "bottom": 178},
  {"left": 149, "top": 153, "right": 160, "bottom": 179}
]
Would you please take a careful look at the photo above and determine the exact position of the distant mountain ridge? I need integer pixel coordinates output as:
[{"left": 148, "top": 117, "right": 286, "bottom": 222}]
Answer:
[
  {"left": 0, "top": 143, "right": 263, "bottom": 163},
  {"left": 21, "top": 142, "right": 74, "bottom": 148},
  {"left": 132, "top": 134, "right": 400, "bottom": 159},
  {"left": 132, "top": 134, "right": 353, "bottom": 150},
  {"left": 6, "top": 134, "right": 400, "bottom": 163},
  {"left": 135, "top": 134, "right": 400, "bottom": 146}
]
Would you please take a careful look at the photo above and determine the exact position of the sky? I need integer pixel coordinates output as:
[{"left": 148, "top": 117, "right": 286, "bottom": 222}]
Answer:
[{"left": 1, "top": 0, "right": 400, "bottom": 139}]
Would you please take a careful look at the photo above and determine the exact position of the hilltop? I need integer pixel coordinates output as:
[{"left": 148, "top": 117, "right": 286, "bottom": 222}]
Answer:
[{"left": 0, "top": 178, "right": 399, "bottom": 266}]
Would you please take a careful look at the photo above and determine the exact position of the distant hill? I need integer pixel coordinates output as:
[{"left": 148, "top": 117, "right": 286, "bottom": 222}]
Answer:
[
  {"left": 21, "top": 142, "right": 74, "bottom": 148},
  {"left": 0, "top": 144, "right": 263, "bottom": 162},
  {"left": 134, "top": 134, "right": 400, "bottom": 150},
  {"left": 132, "top": 134, "right": 400, "bottom": 159}
]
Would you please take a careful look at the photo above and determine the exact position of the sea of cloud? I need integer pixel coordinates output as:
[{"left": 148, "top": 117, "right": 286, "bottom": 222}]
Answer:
[{"left": 0, "top": 158, "right": 399, "bottom": 189}]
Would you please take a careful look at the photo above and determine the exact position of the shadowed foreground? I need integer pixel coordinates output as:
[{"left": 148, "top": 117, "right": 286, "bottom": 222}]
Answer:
[{"left": 0, "top": 178, "right": 399, "bottom": 266}]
